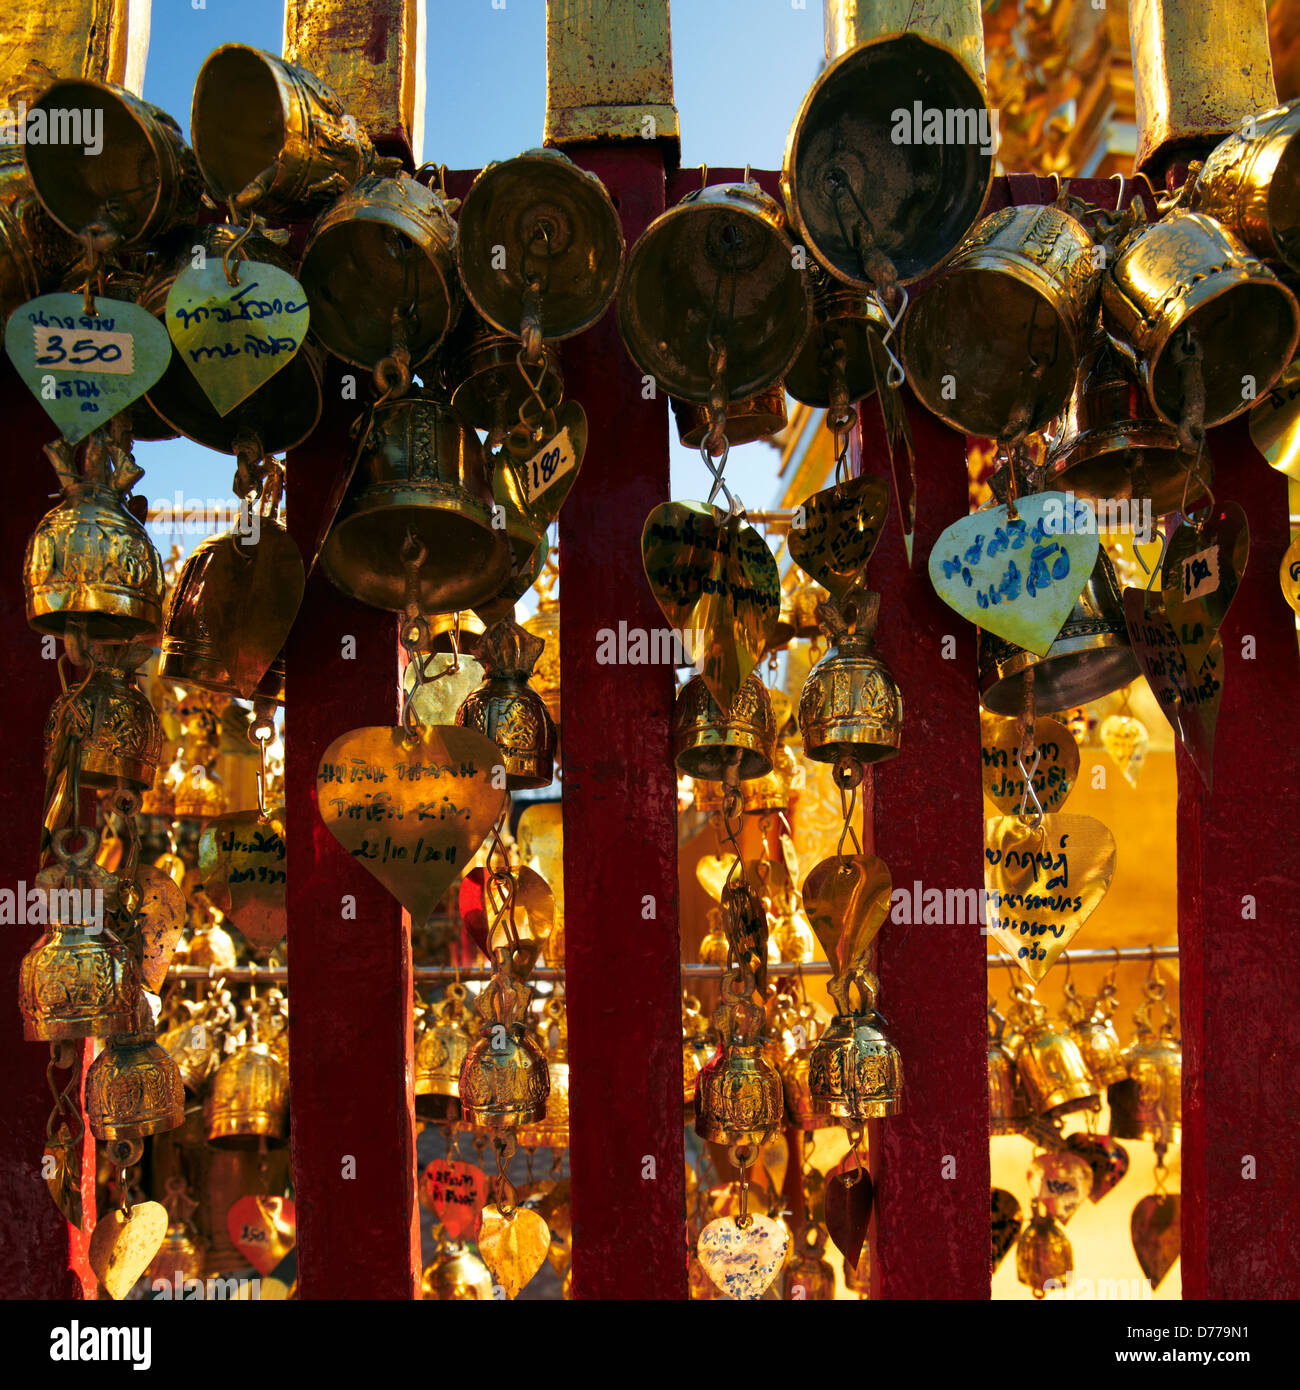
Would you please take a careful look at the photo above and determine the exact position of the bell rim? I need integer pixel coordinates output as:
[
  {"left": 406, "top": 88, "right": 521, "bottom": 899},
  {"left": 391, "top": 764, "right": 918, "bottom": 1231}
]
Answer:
[
  {"left": 980, "top": 635, "right": 1139, "bottom": 717},
  {"left": 671, "top": 385, "right": 787, "bottom": 448}
]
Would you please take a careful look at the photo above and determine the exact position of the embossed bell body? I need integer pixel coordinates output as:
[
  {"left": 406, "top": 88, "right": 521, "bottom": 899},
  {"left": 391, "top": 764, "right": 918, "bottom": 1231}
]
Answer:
[
  {"left": 447, "top": 308, "right": 564, "bottom": 432},
  {"left": 785, "top": 263, "right": 886, "bottom": 408},
  {"left": 413, "top": 991, "right": 474, "bottom": 1124},
  {"left": 1045, "top": 333, "right": 1205, "bottom": 517},
  {"left": 1069, "top": 1010, "right": 1129, "bottom": 1090},
  {"left": 139, "top": 224, "right": 323, "bottom": 454},
  {"left": 23, "top": 80, "right": 201, "bottom": 248},
  {"left": 740, "top": 743, "right": 802, "bottom": 814},
  {"left": 671, "top": 385, "right": 788, "bottom": 449},
  {"left": 300, "top": 173, "right": 461, "bottom": 368},
  {"left": 521, "top": 593, "right": 560, "bottom": 728},
  {"left": 1108, "top": 1034, "right": 1182, "bottom": 1147},
  {"left": 694, "top": 1040, "right": 784, "bottom": 1148},
  {"left": 672, "top": 673, "right": 775, "bottom": 781},
  {"left": 1017, "top": 1211, "right": 1073, "bottom": 1298},
  {"left": 808, "top": 1010, "right": 903, "bottom": 1122},
  {"left": 458, "top": 1022, "right": 550, "bottom": 1130},
  {"left": 768, "top": 578, "right": 828, "bottom": 651},
  {"left": 784, "top": 1244, "right": 836, "bottom": 1300},
  {"left": 191, "top": 44, "right": 375, "bottom": 220},
  {"left": 1103, "top": 210, "right": 1298, "bottom": 428},
  {"left": 903, "top": 204, "right": 1100, "bottom": 438},
  {"left": 321, "top": 388, "right": 509, "bottom": 614},
  {"left": 781, "top": 1047, "right": 835, "bottom": 1132},
  {"left": 45, "top": 661, "right": 162, "bottom": 790},
  {"left": 455, "top": 620, "right": 556, "bottom": 789},
  {"left": 618, "top": 180, "right": 813, "bottom": 403},
  {"left": 204, "top": 1041, "right": 289, "bottom": 1147},
  {"left": 978, "top": 548, "right": 1139, "bottom": 716},
  {"left": 86, "top": 1031, "right": 185, "bottom": 1142},
  {"left": 158, "top": 1016, "right": 219, "bottom": 1094},
  {"left": 422, "top": 1244, "right": 494, "bottom": 1300},
  {"left": 1015, "top": 1016, "right": 1097, "bottom": 1118},
  {"left": 989, "top": 1041, "right": 1030, "bottom": 1135}
]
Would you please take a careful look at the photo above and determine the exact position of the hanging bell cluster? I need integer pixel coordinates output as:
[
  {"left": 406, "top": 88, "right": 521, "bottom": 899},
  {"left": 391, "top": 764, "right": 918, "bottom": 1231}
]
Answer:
[
  {"left": 1001, "top": 986, "right": 1099, "bottom": 1120},
  {"left": 1108, "top": 972, "right": 1182, "bottom": 1149}
]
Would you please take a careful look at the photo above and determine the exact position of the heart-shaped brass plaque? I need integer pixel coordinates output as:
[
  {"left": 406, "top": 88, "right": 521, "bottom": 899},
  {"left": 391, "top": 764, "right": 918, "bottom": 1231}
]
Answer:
[
  {"left": 89, "top": 1201, "right": 168, "bottom": 1300},
  {"left": 801, "top": 853, "right": 893, "bottom": 993},
  {"left": 419, "top": 1158, "right": 487, "bottom": 1240},
  {"left": 980, "top": 711, "right": 1079, "bottom": 815},
  {"left": 497, "top": 399, "right": 588, "bottom": 535},
  {"left": 787, "top": 475, "right": 890, "bottom": 601},
  {"left": 136, "top": 863, "right": 187, "bottom": 992},
  {"left": 1161, "top": 503, "right": 1249, "bottom": 674},
  {"left": 1028, "top": 1151, "right": 1093, "bottom": 1225},
  {"left": 228, "top": 1194, "right": 296, "bottom": 1276},
  {"left": 199, "top": 809, "right": 287, "bottom": 955},
  {"left": 316, "top": 725, "right": 505, "bottom": 924}
]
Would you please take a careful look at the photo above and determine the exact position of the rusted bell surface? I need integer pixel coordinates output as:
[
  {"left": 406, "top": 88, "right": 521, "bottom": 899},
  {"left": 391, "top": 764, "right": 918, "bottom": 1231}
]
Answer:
[
  {"left": 671, "top": 384, "right": 787, "bottom": 449},
  {"left": 192, "top": 44, "right": 375, "bottom": 219},
  {"left": 321, "top": 388, "right": 509, "bottom": 614},
  {"left": 300, "top": 173, "right": 460, "bottom": 369},
  {"left": 1103, "top": 210, "right": 1299, "bottom": 429},
  {"left": 455, "top": 620, "right": 556, "bottom": 789},
  {"left": 139, "top": 224, "right": 323, "bottom": 455},
  {"left": 618, "top": 180, "right": 812, "bottom": 403},
  {"left": 786, "top": 262, "right": 886, "bottom": 408},
  {"left": 783, "top": 32, "right": 993, "bottom": 288},
  {"left": 204, "top": 1041, "right": 289, "bottom": 1147},
  {"left": 903, "top": 204, "right": 1100, "bottom": 438},
  {"left": 672, "top": 673, "right": 775, "bottom": 782},
  {"left": 422, "top": 1244, "right": 494, "bottom": 1300},
  {"left": 86, "top": 1032, "right": 185, "bottom": 1142},
  {"left": 1015, "top": 1015, "right": 1097, "bottom": 1118},
  {"left": 1017, "top": 1210, "right": 1073, "bottom": 1298},
  {"left": 23, "top": 80, "right": 201, "bottom": 247},
  {"left": 694, "top": 1041, "right": 784, "bottom": 1147},
  {"left": 1109, "top": 1034, "right": 1182, "bottom": 1147},
  {"left": 459, "top": 1022, "right": 550, "bottom": 1129},
  {"left": 45, "top": 660, "right": 162, "bottom": 790},
  {"left": 978, "top": 547, "right": 1138, "bottom": 716},
  {"left": 1045, "top": 332, "right": 1205, "bottom": 517},
  {"left": 457, "top": 148, "right": 624, "bottom": 341},
  {"left": 1194, "top": 98, "right": 1300, "bottom": 274},
  {"left": 808, "top": 1010, "right": 903, "bottom": 1122},
  {"left": 446, "top": 308, "right": 564, "bottom": 432}
]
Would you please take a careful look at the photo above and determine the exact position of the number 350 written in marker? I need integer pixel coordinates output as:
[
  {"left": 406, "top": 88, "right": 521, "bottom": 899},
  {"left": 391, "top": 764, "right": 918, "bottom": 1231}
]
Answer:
[{"left": 33, "top": 325, "right": 135, "bottom": 375}]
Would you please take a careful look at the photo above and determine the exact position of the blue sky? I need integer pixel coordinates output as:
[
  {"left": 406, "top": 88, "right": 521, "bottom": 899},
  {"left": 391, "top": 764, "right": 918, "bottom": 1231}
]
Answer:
[{"left": 135, "top": 0, "right": 827, "bottom": 538}]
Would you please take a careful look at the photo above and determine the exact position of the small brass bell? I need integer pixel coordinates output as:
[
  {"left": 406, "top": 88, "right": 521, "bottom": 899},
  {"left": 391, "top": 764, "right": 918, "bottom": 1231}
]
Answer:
[
  {"left": 446, "top": 308, "right": 564, "bottom": 433},
  {"left": 1064, "top": 982, "right": 1128, "bottom": 1089},
  {"left": 456, "top": 148, "right": 624, "bottom": 343},
  {"left": 429, "top": 610, "right": 488, "bottom": 657},
  {"left": 618, "top": 179, "right": 813, "bottom": 403},
  {"left": 697, "top": 906, "right": 730, "bottom": 967},
  {"left": 146, "top": 1222, "right": 208, "bottom": 1289},
  {"left": 516, "top": 999, "right": 570, "bottom": 1151},
  {"left": 158, "top": 1011, "right": 221, "bottom": 1094},
  {"left": 785, "top": 261, "right": 886, "bottom": 408},
  {"left": 694, "top": 1011, "right": 784, "bottom": 1150},
  {"left": 414, "top": 983, "right": 474, "bottom": 1123},
  {"left": 23, "top": 79, "right": 201, "bottom": 248},
  {"left": 1010, "top": 994, "right": 1097, "bottom": 1118},
  {"left": 798, "top": 592, "right": 902, "bottom": 765},
  {"left": 988, "top": 1002, "right": 1029, "bottom": 1136},
  {"left": 770, "top": 900, "right": 815, "bottom": 964},
  {"left": 670, "top": 384, "right": 788, "bottom": 449},
  {"left": 741, "top": 743, "right": 802, "bottom": 815},
  {"left": 521, "top": 575, "right": 560, "bottom": 728},
  {"left": 19, "top": 830, "right": 138, "bottom": 1041},
  {"left": 321, "top": 387, "right": 510, "bottom": 614},
  {"left": 422, "top": 1243, "right": 494, "bottom": 1300},
  {"left": 1103, "top": 210, "right": 1299, "bottom": 430},
  {"left": 1108, "top": 977, "right": 1182, "bottom": 1147},
  {"left": 767, "top": 578, "right": 827, "bottom": 652},
  {"left": 808, "top": 972, "right": 903, "bottom": 1122},
  {"left": 300, "top": 172, "right": 461, "bottom": 369},
  {"left": 1017, "top": 1206, "right": 1073, "bottom": 1298},
  {"left": 784, "top": 1225, "right": 835, "bottom": 1301},
  {"left": 45, "top": 647, "right": 162, "bottom": 791},
  {"left": 455, "top": 620, "right": 556, "bottom": 789},
  {"left": 978, "top": 547, "right": 1138, "bottom": 716},
  {"left": 780, "top": 1046, "right": 834, "bottom": 1133},
  {"left": 672, "top": 673, "right": 775, "bottom": 782},
  {"left": 25, "top": 432, "right": 163, "bottom": 641},
  {"left": 903, "top": 204, "right": 1100, "bottom": 438},
  {"left": 682, "top": 993, "right": 715, "bottom": 1120},
  {"left": 204, "top": 1039, "right": 289, "bottom": 1147},
  {"left": 458, "top": 986, "right": 550, "bottom": 1131},
  {"left": 191, "top": 44, "right": 375, "bottom": 219},
  {"left": 86, "top": 1022, "right": 186, "bottom": 1143}
]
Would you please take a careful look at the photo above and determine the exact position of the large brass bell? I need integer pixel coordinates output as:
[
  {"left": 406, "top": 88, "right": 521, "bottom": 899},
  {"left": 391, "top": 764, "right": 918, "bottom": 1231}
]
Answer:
[
  {"left": 1045, "top": 331, "right": 1205, "bottom": 518},
  {"left": 798, "top": 593, "right": 902, "bottom": 765},
  {"left": 18, "top": 830, "right": 138, "bottom": 1041},
  {"left": 191, "top": 44, "right": 374, "bottom": 219},
  {"left": 139, "top": 224, "right": 323, "bottom": 455},
  {"left": 422, "top": 1243, "right": 494, "bottom": 1300},
  {"left": 671, "top": 385, "right": 787, "bottom": 449},
  {"left": 618, "top": 179, "right": 812, "bottom": 402},
  {"left": 321, "top": 387, "right": 509, "bottom": 614},
  {"left": 978, "top": 547, "right": 1139, "bottom": 716},
  {"left": 25, "top": 432, "right": 163, "bottom": 641},
  {"left": 22, "top": 79, "right": 201, "bottom": 248},
  {"left": 1103, "top": 210, "right": 1299, "bottom": 430},
  {"left": 694, "top": 993, "right": 784, "bottom": 1148},
  {"left": 1108, "top": 975, "right": 1182, "bottom": 1147},
  {"left": 458, "top": 983, "right": 550, "bottom": 1131},
  {"left": 786, "top": 261, "right": 886, "bottom": 408},
  {"left": 45, "top": 650, "right": 162, "bottom": 791},
  {"left": 807, "top": 972, "right": 903, "bottom": 1122},
  {"left": 455, "top": 619, "right": 556, "bottom": 789},
  {"left": 456, "top": 148, "right": 624, "bottom": 343},
  {"left": 86, "top": 1016, "right": 185, "bottom": 1143},
  {"left": 446, "top": 307, "right": 564, "bottom": 434},
  {"left": 903, "top": 203, "right": 1100, "bottom": 438},
  {"left": 1010, "top": 993, "right": 1097, "bottom": 1118},
  {"left": 783, "top": 13, "right": 993, "bottom": 289},
  {"left": 672, "top": 673, "right": 775, "bottom": 782},
  {"left": 300, "top": 172, "right": 460, "bottom": 368},
  {"left": 204, "top": 1039, "right": 289, "bottom": 1147},
  {"left": 414, "top": 983, "right": 474, "bottom": 1123}
]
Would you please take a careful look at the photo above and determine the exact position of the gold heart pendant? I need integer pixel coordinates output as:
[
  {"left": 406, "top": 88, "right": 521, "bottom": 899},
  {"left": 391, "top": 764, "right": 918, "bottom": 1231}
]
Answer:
[
  {"left": 316, "top": 725, "right": 505, "bottom": 925},
  {"left": 135, "top": 863, "right": 187, "bottom": 992},
  {"left": 787, "top": 475, "right": 890, "bottom": 602},
  {"left": 199, "top": 809, "right": 287, "bottom": 956},
  {"left": 979, "top": 711, "right": 1079, "bottom": 815},
  {"left": 1099, "top": 713, "right": 1149, "bottom": 788},
  {"left": 89, "top": 1201, "right": 169, "bottom": 1300},
  {"left": 801, "top": 854, "right": 893, "bottom": 988},
  {"left": 1161, "top": 502, "right": 1249, "bottom": 675},
  {"left": 984, "top": 814, "right": 1117, "bottom": 983},
  {"left": 697, "top": 1214, "right": 790, "bottom": 1300},
  {"left": 477, "top": 1203, "right": 551, "bottom": 1300},
  {"left": 498, "top": 399, "right": 588, "bottom": 534}
]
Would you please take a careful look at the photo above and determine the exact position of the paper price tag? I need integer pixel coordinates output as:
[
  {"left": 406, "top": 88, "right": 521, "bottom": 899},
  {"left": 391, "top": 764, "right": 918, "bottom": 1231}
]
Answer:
[
  {"left": 518, "top": 426, "right": 577, "bottom": 503},
  {"left": 33, "top": 324, "right": 135, "bottom": 374},
  {"left": 1178, "top": 545, "right": 1220, "bottom": 601}
]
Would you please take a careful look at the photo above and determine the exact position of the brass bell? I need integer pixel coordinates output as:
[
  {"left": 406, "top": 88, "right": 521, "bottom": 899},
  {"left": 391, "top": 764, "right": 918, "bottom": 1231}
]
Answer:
[
  {"left": 422, "top": 1243, "right": 494, "bottom": 1300},
  {"left": 741, "top": 743, "right": 802, "bottom": 815},
  {"left": 1010, "top": 994, "right": 1097, "bottom": 1118},
  {"left": 1108, "top": 977, "right": 1182, "bottom": 1147},
  {"left": 1017, "top": 1207, "right": 1073, "bottom": 1298},
  {"left": 770, "top": 900, "right": 815, "bottom": 964},
  {"left": 1064, "top": 982, "right": 1128, "bottom": 1089},
  {"left": 139, "top": 224, "right": 323, "bottom": 455},
  {"left": 25, "top": 432, "right": 163, "bottom": 641},
  {"left": 798, "top": 592, "right": 902, "bottom": 765},
  {"left": 414, "top": 983, "right": 474, "bottom": 1123},
  {"left": 903, "top": 204, "right": 1100, "bottom": 438},
  {"left": 459, "top": 1020, "right": 549, "bottom": 1131},
  {"left": 1194, "top": 99, "right": 1300, "bottom": 274},
  {"left": 767, "top": 577, "right": 828, "bottom": 652},
  {"left": 86, "top": 1024, "right": 186, "bottom": 1143},
  {"left": 146, "top": 1222, "right": 208, "bottom": 1289},
  {"left": 784, "top": 1225, "right": 836, "bottom": 1301},
  {"left": 1103, "top": 210, "right": 1299, "bottom": 430},
  {"left": 521, "top": 574, "right": 560, "bottom": 728},
  {"left": 446, "top": 307, "right": 564, "bottom": 433},
  {"left": 785, "top": 261, "right": 887, "bottom": 408},
  {"left": 843, "top": 1246, "right": 871, "bottom": 1296},
  {"left": 978, "top": 547, "right": 1139, "bottom": 716},
  {"left": 808, "top": 972, "right": 903, "bottom": 1122},
  {"left": 429, "top": 610, "right": 488, "bottom": 657},
  {"left": 697, "top": 906, "right": 730, "bottom": 967},
  {"left": 988, "top": 1003, "right": 1029, "bottom": 1135},
  {"left": 682, "top": 993, "right": 715, "bottom": 1120},
  {"left": 204, "top": 1039, "right": 289, "bottom": 1147},
  {"left": 320, "top": 387, "right": 510, "bottom": 614},
  {"left": 23, "top": 79, "right": 201, "bottom": 248},
  {"left": 191, "top": 44, "right": 375, "bottom": 219},
  {"left": 457, "top": 148, "right": 624, "bottom": 342},
  {"left": 784, "top": 14, "right": 992, "bottom": 289},
  {"left": 455, "top": 619, "right": 556, "bottom": 789},
  {"left": 672, "top": 673, "right": 775, "bottom": 782},
  {"left": 670, "top": 384, "right": 787, "bottom": 449},
  {"left": 1045, "top": 331, "right": 1206, "bottom": 518},
  {"left": 516, "top": 998, "right": 570, "bottom": 1151},
  {"left": 0, "top": 141, "right": 79, "bottom": 323},
  {"left": 45, "top": 648, "right": 162, "bottom": 791},
  {"left": 300, "top": 172, "right": 461, "bottom": 369},
  {"left": 694, "top": 992, "right": 784, "bottom": 1149},
  {"left": 618, "top": 179, "right": 813, "bottom": 402},
  {"left": 158, "top": 1012, "right": 220, "bottom": 1095},
  {"left": 780, "top": 1046, "right": 834, "bottom": 1133},
  {"left": 18, "top": 829, "right": 138, "bottom": 1041}
]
